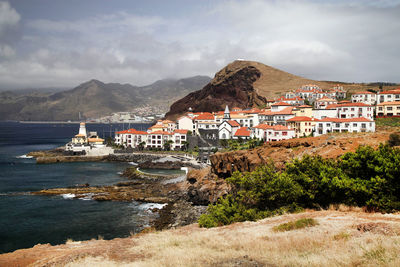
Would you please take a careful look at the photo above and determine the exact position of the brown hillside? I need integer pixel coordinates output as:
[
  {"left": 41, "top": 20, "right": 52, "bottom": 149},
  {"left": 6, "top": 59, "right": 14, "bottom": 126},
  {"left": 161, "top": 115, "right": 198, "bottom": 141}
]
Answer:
[
  {"left": 166, "top": 60, "right": 398, "bottom": 119},
  {"left": 1, "top": 209, "right": 400, "bottom": 266}
]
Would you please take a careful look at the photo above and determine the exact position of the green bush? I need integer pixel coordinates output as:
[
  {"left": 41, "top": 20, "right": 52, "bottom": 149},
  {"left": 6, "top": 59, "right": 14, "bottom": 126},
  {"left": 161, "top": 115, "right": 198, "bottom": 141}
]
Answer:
[
  {"left": 199, "top": 144, "right": 400, "bottom": 228},
  {"left": 388, "top": 133, "right": 400, "bottom": 147},
  {"left": 273, "top": 218, "right": 318, "bottom": 232}
]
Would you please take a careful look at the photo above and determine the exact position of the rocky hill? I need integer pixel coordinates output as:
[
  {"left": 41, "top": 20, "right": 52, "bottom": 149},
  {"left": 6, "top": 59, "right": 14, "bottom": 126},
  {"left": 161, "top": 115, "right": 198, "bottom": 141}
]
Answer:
[
  {"left": 0, "top": 76, "right": 211, "bottom": 121},
  {"left": 165, "top": 60, "right": 398, "bottom": 119}
]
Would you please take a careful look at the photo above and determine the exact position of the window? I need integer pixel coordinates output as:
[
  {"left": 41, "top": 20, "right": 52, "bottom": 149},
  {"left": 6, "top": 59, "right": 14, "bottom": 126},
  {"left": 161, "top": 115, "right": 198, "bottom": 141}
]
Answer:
[
  {"left": 345, "top": 123, "right": 349, "bottom": 128},
  {"left": 353, "top": 123, "right": 357, "bottom": 127},
  {"left": 282, "top": 132, "right": 287, "bottom": 136},
  {"left": 361, "top": 123, "right": 366, "bottom": 128},
  {"left": 388, "top": 107, "right": 393, "bottom": 111},
  {"left": 335, "top": 123, "right": 340, "bottom": 127}
]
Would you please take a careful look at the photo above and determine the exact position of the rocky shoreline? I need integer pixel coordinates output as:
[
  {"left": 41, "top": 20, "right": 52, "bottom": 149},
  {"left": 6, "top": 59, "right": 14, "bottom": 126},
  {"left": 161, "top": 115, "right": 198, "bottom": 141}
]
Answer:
[{"left": 32, "top": 171, "right": 209, "bottom": 229}]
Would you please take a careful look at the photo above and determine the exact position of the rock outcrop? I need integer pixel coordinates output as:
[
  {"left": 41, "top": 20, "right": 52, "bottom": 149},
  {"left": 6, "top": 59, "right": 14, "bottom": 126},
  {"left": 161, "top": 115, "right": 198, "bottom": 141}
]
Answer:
[{"left": 165, "top": 61, "right": 268, "bottom": 119}]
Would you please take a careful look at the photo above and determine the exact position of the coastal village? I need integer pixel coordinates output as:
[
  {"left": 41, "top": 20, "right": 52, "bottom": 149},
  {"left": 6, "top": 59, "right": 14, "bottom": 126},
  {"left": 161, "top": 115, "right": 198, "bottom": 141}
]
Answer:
[{"left": 110, "top": 85, "right": 400, "bottom": 154}]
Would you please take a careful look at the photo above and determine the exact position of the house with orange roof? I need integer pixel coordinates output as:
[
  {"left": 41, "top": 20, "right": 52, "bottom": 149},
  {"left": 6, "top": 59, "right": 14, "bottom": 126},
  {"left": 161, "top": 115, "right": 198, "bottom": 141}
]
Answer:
[
  {"left": 233, "top": 127, "right": 251, "bottom": 140},
  {"left": 219, "top": 120, "right": 240, "bottom": 139},
  {"left": 251, "top": 124, "right": 272, "bottom": 140},
  {"left": 286, "top": 116, "right": 319, "bottom": 138},
  {"left": 351, "top": 91, "right": 376, "bottom": 105},
  {"left": 377, "top": 89, "right": 400, "bottom": 104},
  {"left": 293, "top": 105, "right": 313, "bottom": 117},
  {"left": 276, "top": 96, "right": 304, "bottom": 105},
  {"left": 114, "top": 127, "right": 188, "bottom": 150},
  {"left": 271, "top": 101, "right": 293, "bottom": 112},
  {"left": 314, "top": 117, "right": 375, "bottom": 136},
  {"left": 259, "top": 106, "right": 295, "bottom": 125},
  {"left": 326, "top": 102, "right": 374, "bottom": 119},
  {"left": 194, "top": 113, "right": 217, "bottom": 132},
  {"left": 115, "top": 128, "right": 148, "bottom": 148},
  {"left": 376, "top": 102, "right": 400, "bottom": 117},
  {"left": 264, "top": 125, "right": 295, "bottom": 142},
  {"left": 148, "top": 119, "right": 177, "bottom": 133},
  {"left": 314, "top": 97, "right": 338, "bottom": 109}
]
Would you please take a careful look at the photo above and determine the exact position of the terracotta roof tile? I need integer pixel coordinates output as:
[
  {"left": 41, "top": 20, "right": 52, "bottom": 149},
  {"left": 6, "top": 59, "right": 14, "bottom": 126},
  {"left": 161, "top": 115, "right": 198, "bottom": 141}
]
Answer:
[{"left": 234, "top": 127, "right": 251, "bottom": 137}]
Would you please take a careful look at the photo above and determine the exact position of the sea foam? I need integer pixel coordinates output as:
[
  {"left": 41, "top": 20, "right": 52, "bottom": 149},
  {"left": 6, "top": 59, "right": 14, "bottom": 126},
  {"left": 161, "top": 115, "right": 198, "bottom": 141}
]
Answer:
[
  {"left": 16, "top": 154, "right": 33, "bottom": 159},
  {"left": 139, "top": 203, "right": 167, "bottom": 211},
  {"left": 62, "top": 193, "right": 75, "bottom": 199}
]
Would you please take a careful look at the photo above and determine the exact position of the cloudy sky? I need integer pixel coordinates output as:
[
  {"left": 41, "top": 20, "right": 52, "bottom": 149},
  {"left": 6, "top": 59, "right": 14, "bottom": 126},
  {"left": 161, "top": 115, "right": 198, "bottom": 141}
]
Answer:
[{"left": 0, "top": 0, "right": 399, "bottom": 89}]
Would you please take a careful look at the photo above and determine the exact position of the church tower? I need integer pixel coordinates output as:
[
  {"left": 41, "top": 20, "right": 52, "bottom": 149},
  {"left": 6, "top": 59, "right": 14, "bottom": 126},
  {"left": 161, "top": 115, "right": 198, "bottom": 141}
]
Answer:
[{"left": 223, "top": 105, "right": 231, "bottom": 121}]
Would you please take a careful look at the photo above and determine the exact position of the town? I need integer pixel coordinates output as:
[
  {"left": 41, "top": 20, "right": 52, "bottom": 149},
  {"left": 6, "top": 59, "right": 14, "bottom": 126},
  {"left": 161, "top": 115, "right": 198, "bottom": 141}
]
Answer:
[{"left": 66, "top": 84, "right": 400, "bottom": 162}]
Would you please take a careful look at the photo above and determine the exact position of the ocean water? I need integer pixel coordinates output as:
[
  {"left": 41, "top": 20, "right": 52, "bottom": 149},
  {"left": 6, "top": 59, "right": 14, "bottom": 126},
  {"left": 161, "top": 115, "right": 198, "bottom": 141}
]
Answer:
[{"left": 0, "top": 121, "right": 161, "bottom": 254}]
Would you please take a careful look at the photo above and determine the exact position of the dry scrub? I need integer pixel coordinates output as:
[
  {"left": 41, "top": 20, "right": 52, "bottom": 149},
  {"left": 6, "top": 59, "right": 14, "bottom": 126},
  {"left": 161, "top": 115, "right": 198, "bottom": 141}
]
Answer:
[
  {"left": 1, "top": 210, "right": 394, "bottom": 267},
  {"left": 2, "top": 210, "right": 400, "bottom": 266}
]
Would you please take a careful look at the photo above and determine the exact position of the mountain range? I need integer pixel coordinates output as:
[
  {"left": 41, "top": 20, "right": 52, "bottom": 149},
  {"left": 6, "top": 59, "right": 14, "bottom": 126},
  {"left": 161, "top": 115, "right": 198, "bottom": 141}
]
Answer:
[{"left": 0, "top": 76, "right": 211, "bottom": 121}]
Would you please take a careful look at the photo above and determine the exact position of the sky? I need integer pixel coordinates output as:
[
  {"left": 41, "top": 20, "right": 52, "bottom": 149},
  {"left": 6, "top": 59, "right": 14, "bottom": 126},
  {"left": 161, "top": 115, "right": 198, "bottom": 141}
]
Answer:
[{"left": 0, "top": 0, "right": 399, "bottom": 89}]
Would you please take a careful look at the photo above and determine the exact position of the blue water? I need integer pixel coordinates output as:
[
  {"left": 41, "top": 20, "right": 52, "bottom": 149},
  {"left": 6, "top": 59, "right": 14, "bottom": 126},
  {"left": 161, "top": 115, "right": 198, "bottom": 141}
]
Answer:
[{"left": 0, "top": 122, "right": 155, "bottom": 254}]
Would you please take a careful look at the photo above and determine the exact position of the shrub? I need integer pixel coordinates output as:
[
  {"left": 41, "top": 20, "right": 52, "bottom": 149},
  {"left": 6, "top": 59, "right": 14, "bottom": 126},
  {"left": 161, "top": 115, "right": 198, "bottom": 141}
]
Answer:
[
  {"left": 273, "top": 218, "right": 318, "bottom": 232},
  {"left": 388, "top": 133, "right": 400, "bottom": 147},
  {"left": 199, "top": 144, "right": 400, "bottom": 228}
]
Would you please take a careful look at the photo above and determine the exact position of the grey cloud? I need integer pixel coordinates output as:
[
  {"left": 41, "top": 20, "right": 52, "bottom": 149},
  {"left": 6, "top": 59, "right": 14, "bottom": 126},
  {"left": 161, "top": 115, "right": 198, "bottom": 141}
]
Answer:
[{"left": 0, "top": 0, "right": 399, "bottom": 89}]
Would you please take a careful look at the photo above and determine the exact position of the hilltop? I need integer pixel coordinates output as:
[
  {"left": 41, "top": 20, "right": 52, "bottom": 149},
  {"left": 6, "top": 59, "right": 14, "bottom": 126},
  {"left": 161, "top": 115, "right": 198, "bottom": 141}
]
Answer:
[
  {"left": 165, "top": 60, "right": 398, "bottom": 119},
  {"left": 0, "top": 76, "right": 211, "bottom": 121}
]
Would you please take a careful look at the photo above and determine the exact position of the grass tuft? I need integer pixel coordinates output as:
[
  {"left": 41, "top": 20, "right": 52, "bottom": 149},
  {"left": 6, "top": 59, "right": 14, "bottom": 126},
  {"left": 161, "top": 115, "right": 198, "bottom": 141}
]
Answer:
[
  {"left": 333, "top": 232, "right": 351, "bottom": 241},
  {"left": 273, "top": 218, "right": 318, "bottom": 232}
]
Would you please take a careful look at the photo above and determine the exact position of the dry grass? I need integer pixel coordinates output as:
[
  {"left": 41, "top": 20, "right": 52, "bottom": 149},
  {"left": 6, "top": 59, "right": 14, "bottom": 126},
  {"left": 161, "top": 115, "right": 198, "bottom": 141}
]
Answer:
[{"left": 60, "top": 210, "right": 400, "bottom": 267}]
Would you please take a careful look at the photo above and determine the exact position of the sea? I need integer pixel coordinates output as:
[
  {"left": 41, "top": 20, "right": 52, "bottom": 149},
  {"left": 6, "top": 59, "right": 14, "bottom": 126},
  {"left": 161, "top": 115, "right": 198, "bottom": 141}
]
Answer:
[{"left": 0, "top": 121, "right": 168, "bottom": 254}]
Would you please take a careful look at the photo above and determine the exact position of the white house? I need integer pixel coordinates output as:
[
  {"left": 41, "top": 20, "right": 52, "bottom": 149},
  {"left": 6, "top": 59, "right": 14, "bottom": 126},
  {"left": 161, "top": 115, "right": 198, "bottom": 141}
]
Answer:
[
  {"left": 271, "top": 102, "right": 293, "bottom": 112},
  {"left": 314, "top": 97, "right": 337, "bottom": 109},
  {"left": 114, "top": 128, "right": 148, "bottom": 148},
  {"left": 314, "top": 117, "right": 375, "bottom": 136},
  {"left": 194, "top": 113, "right": 217, "bottom": 133},
  {"left": 327, "top": 103, "right": 374, "bottom": 119},
  {"left": 219, "top": 120, "right": 240, "bottom": 139},
  {"left": 265, "top": 125, "right": 295, "bottom": 142},
  {"left": 275, "top": 96, "right": 305, "bottom": 106},
  {"left": 177, "top": 115, "right": 195, "bottom": 132},
  {"left": 351, "top": 91, "right": 377, "bottom": 105},
  {"left": 312, "top": 108, "right": 338, "bottom": 119},
  {"left": 376, "top": 102, "right": 400, "bottom": 117},
  {"left": 377, "top": 89, "right": 400, "bottom": 104},
  {"left": 259, "top": 107, "right": 295, "bottom": 125}
]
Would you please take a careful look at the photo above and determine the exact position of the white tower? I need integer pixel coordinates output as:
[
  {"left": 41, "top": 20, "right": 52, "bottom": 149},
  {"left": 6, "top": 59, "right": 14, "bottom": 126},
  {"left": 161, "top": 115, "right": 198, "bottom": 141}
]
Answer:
[
  {"left": 223, "top": 105, "right": 231, "bottom": 121},
  {"left": 78, "top": 122, "right": 87, "bottom": 137}
]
